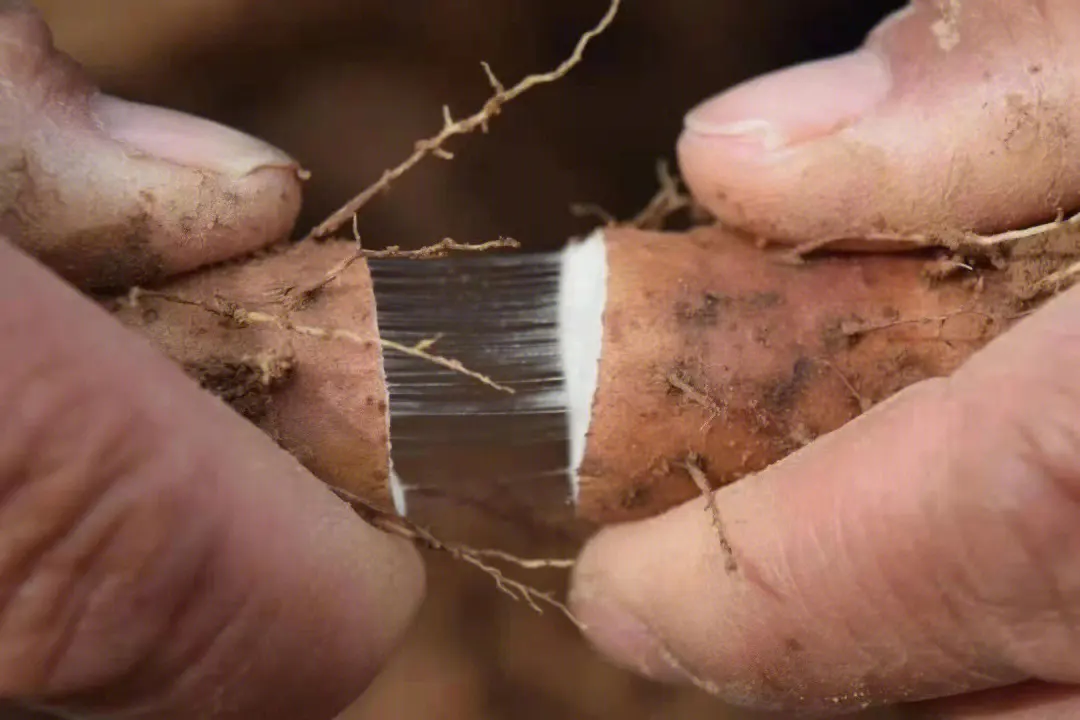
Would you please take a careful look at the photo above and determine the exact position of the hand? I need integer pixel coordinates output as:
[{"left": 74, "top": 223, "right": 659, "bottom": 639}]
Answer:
[
  {"left": 0, "top": 5, "right": 423, "bottom": 719},
  {"left": 571, "top": 2, "right": 1080, "bottom": 717}
]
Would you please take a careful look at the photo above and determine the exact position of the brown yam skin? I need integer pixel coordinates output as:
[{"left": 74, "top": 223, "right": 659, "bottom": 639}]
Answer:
[
  {"left": 577, "top": 226, "right": 1014, "bottom": 524},
  {"left": 110, "top": 241, "right": 394, "bottom": 512}
]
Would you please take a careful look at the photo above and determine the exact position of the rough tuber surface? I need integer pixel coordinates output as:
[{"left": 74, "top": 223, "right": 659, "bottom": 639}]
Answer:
[
  {"left": 577, "top": 225, "right": 1022, "bottom": 523},
  {"left": 109, "top": 241, "right": 394, "bottom": 512},
  {"left": 105, "top": 224, "right": 1073, "bottom": 531}
]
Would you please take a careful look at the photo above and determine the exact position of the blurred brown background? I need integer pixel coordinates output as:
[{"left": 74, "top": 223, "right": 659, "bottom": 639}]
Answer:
[{"left": 34, "top": 1, "right": 906, "bottom": 718}]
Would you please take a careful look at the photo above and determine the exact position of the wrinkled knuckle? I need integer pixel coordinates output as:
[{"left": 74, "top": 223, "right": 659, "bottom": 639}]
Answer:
[
  {"left": 0, "top": 345, "right": 223, "bottom": 700},
  {"left": 973, "top": 336, "right": 1080, "bottom": 510},
  {"left": 949, "top": 315, "right": 1080, "bottom": 511},
  {"left": 986, "top": 297, "right": 1080, "bottom": 502},
  {"left": 942, "top": 347, "right": 1080, "bottom": 650}
]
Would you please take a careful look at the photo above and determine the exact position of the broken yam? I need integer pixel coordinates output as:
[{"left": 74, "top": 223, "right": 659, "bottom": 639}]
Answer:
[
  {"left": 569, "top": 225, "right": 1024, "bottom": 523},
  {"left": 107, "top": 223, "right": 1075, "bottom": 529},
  {"left": 110, "top": 241, "right": 395, "bottom": 512}
]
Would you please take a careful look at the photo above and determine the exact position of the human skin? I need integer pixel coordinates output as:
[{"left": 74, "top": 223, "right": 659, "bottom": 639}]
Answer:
[
  {"left": 6, "top": 0, "right": 1080, "bottom": 718},
  {"left": 571, "top": 1, "right": 1080, "bottom": 718},
  {"left": 0, "top": 4, "right": 423, "bottom": 719}
]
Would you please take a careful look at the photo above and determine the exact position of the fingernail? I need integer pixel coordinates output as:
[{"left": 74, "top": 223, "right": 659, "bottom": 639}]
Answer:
[
  {"left": 683, "top": 49, "right": 891, "bottom": 153},
  {"left": 93, "top": 95, "right": 300, "bottom": 178},
  {"left": 573, "top": 592, "right": 688, "bottom": 685}
]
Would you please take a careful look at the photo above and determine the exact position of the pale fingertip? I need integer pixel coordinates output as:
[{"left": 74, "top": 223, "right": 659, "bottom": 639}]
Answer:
[
  {"left": 1, "top": 10, "right": 305, "bottom": 289},
  {"left": 570, "top": 538, "right": 688, "bottom": 687},
  {"left": 569, "top": 513, "right": 742, "bottom": 701},
  {"left": 93, "top": 95, "right": 300, "bottom": 180},
  {"left": 681, "top": 49, "right": 891, "bottom": 152}
]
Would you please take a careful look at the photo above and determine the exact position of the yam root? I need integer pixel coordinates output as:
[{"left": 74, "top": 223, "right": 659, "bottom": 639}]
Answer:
[
  {"left": 109, "top": 241, "right": 395, "bottom": 512},
  {"left": 574, "top": 225, "right": 1024, "bottom": 523},
  {"left": 104, "top": 224, "right": 1069, "bottom": 530}
]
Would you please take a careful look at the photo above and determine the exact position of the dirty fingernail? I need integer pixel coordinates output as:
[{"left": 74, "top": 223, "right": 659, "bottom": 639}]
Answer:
[
  {"left": 94, "top": 95, "right": 299, "bottom": 178},
  {"left": 572, "top": 591, "right": 688, "bottom": 685},
  {"left": 683, "top": 48, "right": 892, "bottom": 153}
]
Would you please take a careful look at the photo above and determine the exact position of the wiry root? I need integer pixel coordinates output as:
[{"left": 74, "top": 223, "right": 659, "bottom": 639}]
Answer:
[
  {"left": 126, "top": 289, "right": 515, "bottom": 394},
  {"left": 631, "top": 160, "right": 694, "bottom": 230},
  {"left": 286, "top": 215, "right": 521, "bottom": 307},
  {"left": 783, "top": 208, "right": 1080, "bottom": 290},
  {"left": 684, "top": 455, "right": 737, "bottom": 573},
  {"left": 786, "top": 208, "right": 1080, "bottom": 259},
  {"left": 571, "top": 160, "right": 695, "bottom": 232},
  {"left": 666, "top": 370, "right": 724, "bottom": 432},
  {"left": 1028, "top": 257, "right": 1080, "bottom": 296},
  {"left": 304, "top": 0, "right": 622, "bottom": 244},
  {"left": 329, "top": 485, "right": 586, "bottom": 631}
]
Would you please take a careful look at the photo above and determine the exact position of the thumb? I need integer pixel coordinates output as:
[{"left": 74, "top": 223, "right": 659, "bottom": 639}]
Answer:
[
  {"left": 570, "top": 285, "right": 1080, "bottom": 715},
  {"left": 677, "top": 0, "right": 1080, "bottom": 244},
  {"left": 0, "top": 2, "right": 303, "bottom": 291},
  {"left": 0, "top": 237, "right": 424, "bottom": 719}
]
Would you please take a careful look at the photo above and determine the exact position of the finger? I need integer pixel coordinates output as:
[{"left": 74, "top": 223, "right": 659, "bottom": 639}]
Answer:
[
  {"left": 0, "top": 237, "right": 423, "bottom": 719},
  {"left": 0, "top": 2, "right": 303, "bottom": 291},
  {"left": 677, "top": 0, "right": 1080, "bottom": 244},
  {"left": 571, "top": 285, "right": 1080, "bottom": 715}
]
